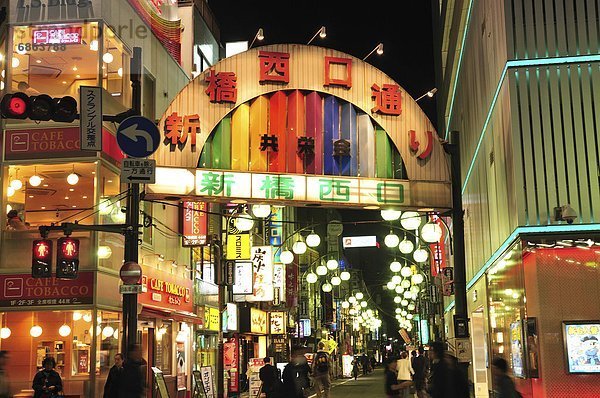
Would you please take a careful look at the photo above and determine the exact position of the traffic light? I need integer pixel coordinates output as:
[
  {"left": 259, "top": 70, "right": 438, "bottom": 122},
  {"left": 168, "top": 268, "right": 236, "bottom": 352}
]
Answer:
[
  {"left": 56, "top": 237, "right": 79, "bottom": 279},
  {"left": 32, "top": 239, "right": 53, "bottom": 278},
  {"left": 1, "top": 93, "right": 77, "bottom": 122}
]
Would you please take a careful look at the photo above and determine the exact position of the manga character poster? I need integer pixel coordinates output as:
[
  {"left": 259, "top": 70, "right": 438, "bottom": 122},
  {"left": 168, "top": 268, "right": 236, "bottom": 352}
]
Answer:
[{"left": 564, "top": 322, "right": 600, "bottom": 373}]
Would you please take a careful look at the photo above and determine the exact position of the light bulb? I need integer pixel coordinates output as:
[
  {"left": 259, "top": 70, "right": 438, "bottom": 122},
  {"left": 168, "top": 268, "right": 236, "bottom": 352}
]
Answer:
[
  {"left": 412, "top": 273, "right": 424, "bottom": 284},
  {"left": 398, "top": 238, "right": 414, "bottom": 254},
  {"left": 331, "top": 276, "right": 341, "bottom": 286},
  {"left": 381, "top": 209, "right": 401, "bottom": 221},
  {"left": 401, "top": 299, "right": 409, "bottom": 307},
  {"left": 387, "top": 282, "right": 396, "bottom": 290},
  {"left": 401, "top": 280, "right": 411, "bottom": 289},
  {"left": 400, "top": 266, "right": 412, "bottom": 278},
  {"left": 403, "top": 291, "right": 412, "bottom": 299},
  {"left": 280, "top": 250, "right": 294, "bottom": 264},
  {"left": 292, "top": 241, "right": 307, "bottom": 254},
  {"left": 401, "top": 310, "right": 407, "bottom": 317},
  {"left": 395, "top": 308, "right": 401, "bottom": 314},
  {"left": 342, "top": 301, "right": 350, "bottom": 309},
  {"left": 98, "top": 246, "right": 113, "bottom": 259},
  {"left": 391, "top": 275, "right": 401, "bottom": 284},
  {"left": 99, "top": 199, "right": 114, "bottom": 215},
  {"left": 360, "top": 301, "right": 367, "bottom": 307},
  {"left": 29, "top": 175, "right": 42, "bottom": 187},
  {"left": 410, "top": 285, "right": 420, "bottom": 294},
  {"left": 73, "top": 312, "right": 82, "bottom": 321},
  {"left": 316, "top": 265, "right": 327, "bottom": 276},
  {"left": 117, "top": 67, "right": 123, "bottom": 77},
  {"left": 340, "top": 271, "right": 351, "bottom": 281},
  {"left": 234, "top": 213, "right": 254, "bottom": 232},
  {"left": 355, "top": 292, "right": 364, "bottom": 300},
  {"left": 407, "top": 314, "right": 414, "bottom": 320},
  {"left": 90, "top": 40, "right": 99, "bottom": 51},
  {"left": 348, "top": 297, "right": 357, "bottom": 304},
  {"left": 83, "top": 313, "right": 92, "bottom": 323},
  {"left": 7, "top": 187, "right": 15, "bottom": 197},
  {"left": 113, "top": 329, "right": 119, "bottom": 339},
  {"left": 30, "top": 325, "right": 43, "bottom": 337},
  {"left": 421, "top": 221, "right": 443, "bottom": 243},
  {"left": 306, "top": 232, "right": 321, "bottom": 247},
  {"left": 395, "top": 285, "right": 404, "bottom": 294},
  {"left": 12, "top": 57, "right": 20, "bottom": 68},
  {"left": 102, "top": 326, "right": 115, "bottom": 338},
  {"left": 251, "top": 204, "right": 271, "bottom": 218},
  {"left": 10, "top": 179, "right": 22, "bottom": 190},
  {"left": 390, "top": 261, "right": 401, "bottom": 273},
  {"left": 103, "top": 52, "right": 114, "bottom": 63},
  {"left": 413, "top": 248, "right": 429, "bottom": 263},
  {"left": 326, "top": 259, "right": 338, "bottom": 270},
  {"left": 0, "top": 327, "right": 11, "bottom": 339},
  {"left": 322, "top": 283, "right": 333, "bottom": 293},
  {"left": 384, "top": 233, "right": 400, "bottom": 248},
  {"left": 59, "top": 324, "right": 71, "bottom": 337},
  {"left": 408, "top": 303, "right": 416, "bottom": 311},
  {"left": 400, "top": 211, "right": 421, "bottom": 230},
  {"left": 394, "top": 296, "right": 402, "bottom": 303},
  {"left": 67, "top": 173, "right": 79, "bottom": 185},
  {"left": 306, "top": 272, "right": 318, "bottom": 284}
]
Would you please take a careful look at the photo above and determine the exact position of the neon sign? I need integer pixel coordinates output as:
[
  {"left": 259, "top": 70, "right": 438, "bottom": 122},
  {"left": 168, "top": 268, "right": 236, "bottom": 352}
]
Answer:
[{"left": 32, "top": 27, "right": 82, "bottom": 45}]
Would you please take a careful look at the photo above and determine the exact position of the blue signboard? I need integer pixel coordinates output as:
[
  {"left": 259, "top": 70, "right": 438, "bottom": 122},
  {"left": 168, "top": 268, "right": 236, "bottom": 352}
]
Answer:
[{"left": 116, "top": 116, "right": 160, "bottom": 158}]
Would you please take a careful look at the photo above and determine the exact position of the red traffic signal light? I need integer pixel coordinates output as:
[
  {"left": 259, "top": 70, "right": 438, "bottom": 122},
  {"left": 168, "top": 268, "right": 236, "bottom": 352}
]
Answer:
[
  {"left": 32, "top": 239, "right": 53, "bottom": 278},
  {"left": 1, "top": 93, "right": 78, "bottom": 122},
  {"left": 57, "top": 237, "right": 79, "bottom": 279}
]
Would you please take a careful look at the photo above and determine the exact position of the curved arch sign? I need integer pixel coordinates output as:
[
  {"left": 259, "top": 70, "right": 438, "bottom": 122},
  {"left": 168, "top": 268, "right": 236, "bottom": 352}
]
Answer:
[{"left": 148, "top": 44, "right": 451, "bottom": 210}]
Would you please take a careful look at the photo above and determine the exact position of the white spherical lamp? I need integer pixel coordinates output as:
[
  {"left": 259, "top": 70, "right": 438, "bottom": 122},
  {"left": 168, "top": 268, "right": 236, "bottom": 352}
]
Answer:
[
  {"left": 67, "top": 172, "right": 79, "bottom": 185},
  {"left": 102, "top": 52, "right": 114, "bottom": 63},
  {"left": 234, "top": 213, "right": 254, "bottom": 232},
  {"left": 413, "top": 248, "right": 429, "bottom": 263},
  {"left": 251, "top": 204, "right": 271, "bottom": 218},
  {"left": 355, "top": 292, "right": 364, "bottom": 300},
  {"left": 73, "top": 312, "right": 82, "bottom": 321},
  {"left": 387, "top": 281, "right": 396, "bottom": 290},
  {"left": 6, "top": 187, "right": 15, "bottom": 197},
  {"left": 99, "top": 199, "right": 114, "bottom": 215},
  {"left": 0, "top": 327, "right": 11, "bottom": 339},
  {"left": 407, "top": 314, "right": 414, "bottom": 320},
  {"left": 412, "top": 273, "right": 424, "bottom": 284},
  {"left": 59, "top": 324, "right": 71, "bottom": 337},
  {"left": 421, "top": 221, "right": 443, "bottom": 243},
  {"left": 326, "top": 259, "right": 338, "bottom": 270},
  {"left": 292, "top": 241, "right": 307, "bottom": 255},
  {"left": 316, "top": 265, "right": 327, "bottom": 276},
  {"left": 401, "top": 280, "right": 411, "bottom": 289},
  {"left": 394, "top": 296, "right": 402, "bottom": 303},
  {"left": 102, "top": 326, "right": 115, "bottom": 339},
  {"left": 10, "top": 179, "right": 22, "bottom": 191},
  {"left": 348, "top": 296, "right": 357, "bottom": 304},
  {"left": 306, "top": 232, "right": 321, "bottom": 248},
  {"left": 340, "top": 271, "right": 351, "bottom": 281},
  {"left": 384, "top": 233, "right": 400, "bottom": 248},
  {"left": 408, "top": 303, "right": 416, "bottom": 311},
  {"left": 381, "top": 209, "right": 401, "bottom": 221},
  {"left": 322, "top": 283, "right": 333, "bottom": 293},
  {"left": 29, "top": 175, "right": 42, "bottom": 187},
  {"left": 360, "top": 301, "right": 367, "bottom": 308},
  {"left": 400, "top": 266, "right": 412, "bottom": 278},
  {"left": 342, "top": 301, "right": 350, "bottom": 309},
  {"left": 395, "top": 285, "right": 404, "bottom": 294},
  {"left": 306, "top": 272, "right": 318, "bottom": 284},
  {"left": 280, "top": 250, "right": 294, "bottom": 265},
  {"left": 403, "top": 291, "right": 412, "bottom": 299},
  {"left": 98, "top": 246, "right": 112, "bottom": 259},
  {"left": 395, "top": 308, "right": 402, "bottom": 314},
  {"left": 410, "top": 285, "right": 420, "bottom": 294},
  {"left": 400, "top": 211, "right": 421, "bottom": 230},
  {"left": 331, "top": 276, "right": 341, "bottom": 286},
  {"left": 391, "top": 275, "right": 401, "bottom": 284},
  {"left": 401, "top": 299, "right": 409, "bottom": 307},
  {"left": 390, "top": 261, "right": 401, "bottom": 273},
  {"left": 398, "top": 238, "right": 414, "bottom": 254},
  {"left": 30, "top": 325, "right": 43, "bottom": 337}
]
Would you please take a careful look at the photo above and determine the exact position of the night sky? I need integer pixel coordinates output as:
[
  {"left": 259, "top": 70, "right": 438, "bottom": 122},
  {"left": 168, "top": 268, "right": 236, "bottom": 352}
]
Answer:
[{"left": 209, "top": 1, "right": 437, "bottom": 337}]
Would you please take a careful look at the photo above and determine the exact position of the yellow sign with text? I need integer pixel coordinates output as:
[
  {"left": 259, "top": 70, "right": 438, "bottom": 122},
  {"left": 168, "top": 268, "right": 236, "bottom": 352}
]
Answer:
[{"left": 226, "top": 234, "right": 251, "bottom": 260}]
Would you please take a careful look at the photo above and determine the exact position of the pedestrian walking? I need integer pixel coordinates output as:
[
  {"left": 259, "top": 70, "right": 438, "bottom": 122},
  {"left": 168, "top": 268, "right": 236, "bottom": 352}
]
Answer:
[
  {"left": 492, "top": 357, "right": 522, "bottom": 398},
  {"left": 427, "top": 342, "right": 469, "bottom": 398},
  {"left": 282, "top": 348, "right": 311, "bottom": 398},
  {"left": 0, "top": 351, "right": 11, "bottom": 398},
  {"left": 118, "top": 344, "right": 146, "bottom": 398},
  {"left": 260, "top": 357, "right": 283, "bottom": 398},
  {"left": 312, "top": 343, "right": 331, "bottom": 398},
  {"left": 396, "top": 352, "right": 414, "bottom": 398},
  {"left": 352, "top": 357, "right": 359, "bottom": 380},
  {"left": 411, "top": 347, "right": 428, "bottom": 398},
  {"left": 361, "top": 353, "right": 369, "bottom": 375},
  {"left": 103, "top": 353, "right": 124, "bottom": 398},
  {"left": 385, "top": 358, "right": 413, "bottom": 398},
  {"left": 32, "top": 357, "right": 63, "bottom": 398}
]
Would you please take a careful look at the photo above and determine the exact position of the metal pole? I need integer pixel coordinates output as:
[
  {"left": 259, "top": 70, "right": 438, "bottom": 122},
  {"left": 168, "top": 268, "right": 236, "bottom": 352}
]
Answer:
[
  {"left": 122, "top": 47, "right": 143, "bottom": 357},
  {"left": 213, "top": 236, "right": 226, "bottom": 398}
]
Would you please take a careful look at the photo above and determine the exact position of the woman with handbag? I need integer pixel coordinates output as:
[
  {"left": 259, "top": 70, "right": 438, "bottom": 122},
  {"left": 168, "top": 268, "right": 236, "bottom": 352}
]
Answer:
[{"left": 32, "top": 357, "right": 63, "bottom": 398}]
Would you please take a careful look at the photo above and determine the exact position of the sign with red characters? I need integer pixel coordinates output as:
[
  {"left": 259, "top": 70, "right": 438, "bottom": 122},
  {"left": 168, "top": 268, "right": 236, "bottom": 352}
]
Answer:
[
  {"left": 181, "top": 201, "right": 208, "bottom": 246},
  {"left": 5, "top": 127, "right": 98, "bottom": 160},
  {"left": 140, "top": 267, "right": 193, "bottom": 313},
  {"left": 0, "top": 272, "right": 94, "bottom": 307},
  {"left": 32, "top": 27, "right": 82, "bottom": 45}
]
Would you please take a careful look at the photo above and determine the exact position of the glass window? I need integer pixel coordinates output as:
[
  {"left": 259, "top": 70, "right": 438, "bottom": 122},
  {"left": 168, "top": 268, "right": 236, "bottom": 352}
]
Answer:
[
  {"left": 156, "top": 320, "right": 173, "bottom": 375},
  {"left": 98, "top": 165, "right": 125, "bottom": 271},
  {"left": 95, "top": 311, "right": 122, "bottom": 396},
  {"left": 102, "top": 27, "right": 132, "bottom": 108},
  {"left": 10, "top": 23, "right": 99, "bottom": 100}
]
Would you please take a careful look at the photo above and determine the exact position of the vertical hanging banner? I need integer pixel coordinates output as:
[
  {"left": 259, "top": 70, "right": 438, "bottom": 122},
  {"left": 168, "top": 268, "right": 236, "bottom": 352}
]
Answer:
[
  {"left": 246, "top": 246, "right": 274, "bottom": 302},
  {"left": 285, "top": 263, "right": 298, "bottom": 307},
  {"left": 79, "top": 86, "right": 102, "bottom": 151},
  {"left": 429, "top": 215, "right": 447, "bottom": 277},
  {"left": 181, "top": 201, "right": 208, "bottom": 246},
  {"left": 267, "top": 206, "right": 284, "bottom": 263},
  {"left": 224, "top": 338, "right": 239, "bottom": 392},
  {"left": 226, "top": 218, "right": 251, "bottom": 260}
]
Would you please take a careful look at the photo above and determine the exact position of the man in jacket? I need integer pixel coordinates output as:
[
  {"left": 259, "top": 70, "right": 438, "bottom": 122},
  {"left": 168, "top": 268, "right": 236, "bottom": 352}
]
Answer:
[
  {"left": 118, "top": 345, "right": 146, "bottom": 398},
  {"left": 427, "top": 342, "right": 469, "bottom": 398},
  {"left": 103, "top": 353, "right": 123, "bottom": 398},
  {"left": 259, "top": 357, "right": 282, "bottom": 398}
]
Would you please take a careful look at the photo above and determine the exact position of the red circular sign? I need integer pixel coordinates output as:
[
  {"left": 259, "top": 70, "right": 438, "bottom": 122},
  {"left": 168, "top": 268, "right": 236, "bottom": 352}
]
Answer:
[{"left": 120, "top": 261, "right": 142, "bottom": 284}]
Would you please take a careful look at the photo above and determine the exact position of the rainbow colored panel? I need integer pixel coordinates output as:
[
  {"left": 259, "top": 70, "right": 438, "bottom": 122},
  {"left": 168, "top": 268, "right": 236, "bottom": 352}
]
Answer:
[{"left": 198, "top": 91, "right": 406, "bottom": 179}]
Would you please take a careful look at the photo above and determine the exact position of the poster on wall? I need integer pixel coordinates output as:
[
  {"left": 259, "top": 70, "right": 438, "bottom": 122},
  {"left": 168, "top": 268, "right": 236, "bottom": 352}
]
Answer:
[
  {"left": 246, "top": 246, "right": 274, "bottom": 302},
  {"left": 176, "top": 342, "right": 186, "bottom": 390},
  {"left": 563, "top": 321, "right": 600, "bottom": 373},
  {"left": 232, "top": 262, "right": 253, "bottom": 294},
  {"left": 510, "top": 321, "right": 526, "bottom": 378},
  {"left": 200, "top": 366, "right": 215, "bottom": 398}
]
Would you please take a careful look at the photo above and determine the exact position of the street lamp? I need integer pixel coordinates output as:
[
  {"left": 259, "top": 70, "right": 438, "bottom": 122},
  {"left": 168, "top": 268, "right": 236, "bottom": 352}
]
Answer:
[
  {"left": 249, "top": 28, "right": 264, "bottom": 48},
  {"left": 415, "top": 88, "right": 438, "bottom": 102},
  {"left": 307, "top": 26, "right": 327, "bottom": 45},
  {"left": 421, "top": 220, "right": 443, "bottom": 243},
  {"left": 363, "top": 43, "right": 384, "bottom": 61}
]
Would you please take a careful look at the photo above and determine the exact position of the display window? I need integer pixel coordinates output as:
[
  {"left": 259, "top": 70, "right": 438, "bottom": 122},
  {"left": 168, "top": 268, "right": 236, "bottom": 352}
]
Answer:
[
  {"left": 101, "top": 26, "right": 131, "bottom": 108},
  {"left": 195, "top": 331, "right": 218, "bottom": 371},
  {"left": 0, "top": 309, "right": 120, "bottom": 397},
  {"left": 97, "top": 164, "right": 125, "bottom": 271},
  {"left": 10, "top": 23, "right": 100, "bottom": 101},
  {"left": 156, "top": 320, "right": 173, "bottom": 375}
]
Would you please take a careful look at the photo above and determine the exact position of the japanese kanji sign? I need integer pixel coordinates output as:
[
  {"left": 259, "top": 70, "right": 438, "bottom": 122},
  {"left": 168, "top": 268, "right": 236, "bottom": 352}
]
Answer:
[
  {"left": 120, "top": 159, "right": 156, "bottom": 184},
  {"left": 246, "top": 246, "right": 273, "bottom": 302},
  {"left": 205, "top": 70, "right": 238, "bottom": 103},
  {"left": 164, "top": 112, "right": 200, "bottom": 149},
  {"left": 270, "top": 311, "right": 286, "bottom": 334},
  {"left": 80, "top": 86, "right": 102, "bottom": 151},
  {"left": 371, "top": 83, "right": 402, "bottom": 115},
  {"left": 259, "top": 51, "right": 290, "bottom": 83}
]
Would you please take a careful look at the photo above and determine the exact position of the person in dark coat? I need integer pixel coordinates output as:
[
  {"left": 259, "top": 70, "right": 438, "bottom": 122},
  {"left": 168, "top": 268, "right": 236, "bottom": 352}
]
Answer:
[
  {"left": 103, "top": 353, "right": 124, "bottom": 398},
  {"left": 411, "top": 347, "right": 428, "bottom": 398},
  {"left": 259, "top": 357, "right": 282, "bottom": 398},
  {"left": 118, "top": 345, "right": 146, "bottom": 398},
  {"left": 427, "top": 342, "right": 468, "bottom": 398},
  {"left": 492, "top": 357, "right": 520, "bottom": 398},
  {"left": 282, "top": 348, "right": 311, "bottom": 398},
  {"left": 32, "top": 357, "right": 63, "bottom": 398}
]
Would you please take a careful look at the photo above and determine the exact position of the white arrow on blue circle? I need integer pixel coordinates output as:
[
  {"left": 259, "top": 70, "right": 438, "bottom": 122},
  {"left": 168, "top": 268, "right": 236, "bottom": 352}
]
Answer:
[{"left": 121, "top": 123, "right": 154, "bottom": 152}]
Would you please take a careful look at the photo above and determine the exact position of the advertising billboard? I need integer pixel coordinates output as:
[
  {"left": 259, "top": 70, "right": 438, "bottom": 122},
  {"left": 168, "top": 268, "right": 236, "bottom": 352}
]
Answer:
[{"left": 563, "top": 321, "right": 600, "bottom": 373}]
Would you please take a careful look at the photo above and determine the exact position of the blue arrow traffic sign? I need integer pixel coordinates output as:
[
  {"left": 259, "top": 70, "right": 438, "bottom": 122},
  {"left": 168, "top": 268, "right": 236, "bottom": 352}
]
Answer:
[{"left": 116, "top": 116, "right": 160, "bottom": 158}]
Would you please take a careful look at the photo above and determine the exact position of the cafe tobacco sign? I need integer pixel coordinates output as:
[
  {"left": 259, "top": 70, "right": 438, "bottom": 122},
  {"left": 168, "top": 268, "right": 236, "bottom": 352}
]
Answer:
[
  {"left": 0, "top": 272, "right": 94, "bottom": 307},
  {"left": 140, "top": 267, "right": 193, "bottom": 313}
]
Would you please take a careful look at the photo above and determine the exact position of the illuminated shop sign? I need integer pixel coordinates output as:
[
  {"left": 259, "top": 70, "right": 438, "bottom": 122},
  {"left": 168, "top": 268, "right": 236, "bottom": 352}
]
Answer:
[
  {"left": 33, "top": 27, "right": 83, "bottom": 45},
  {"left": 140, "top": 267, "right": 193, "bottom": 313},
  {"left": 270, "top": 311, "right": 286, "bottom": 335},
  {"left": 250, "top": 308, "right": 267, "bottom": 334},
  {"left": 181, "top": 201, "right": 207, "bottom": 246},
  {"left": 246, "top": 246, "right": 273, "bottom": 302}
]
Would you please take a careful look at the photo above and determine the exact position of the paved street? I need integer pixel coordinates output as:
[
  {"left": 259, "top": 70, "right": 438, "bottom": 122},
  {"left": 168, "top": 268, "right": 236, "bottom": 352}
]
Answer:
[{"left": 327, "top": 369, "right": 386, "bottom": 398}]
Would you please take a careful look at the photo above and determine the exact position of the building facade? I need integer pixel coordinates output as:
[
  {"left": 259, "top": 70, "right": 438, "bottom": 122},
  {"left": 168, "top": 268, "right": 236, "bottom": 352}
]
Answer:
[{"left": 434, "top": 0, "right": 600, "bottom": 397}]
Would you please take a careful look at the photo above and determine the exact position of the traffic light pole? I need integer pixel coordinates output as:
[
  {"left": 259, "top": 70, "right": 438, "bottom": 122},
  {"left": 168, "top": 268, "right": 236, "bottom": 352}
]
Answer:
[{"left": 122, "top": 47, "right": 143, "bottom": 357}]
